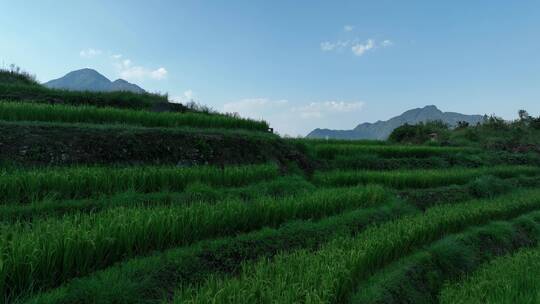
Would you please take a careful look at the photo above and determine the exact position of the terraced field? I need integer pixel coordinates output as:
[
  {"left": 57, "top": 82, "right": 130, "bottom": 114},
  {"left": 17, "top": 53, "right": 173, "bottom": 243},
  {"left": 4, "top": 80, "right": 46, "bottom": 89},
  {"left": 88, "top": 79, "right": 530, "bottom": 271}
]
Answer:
[{"left": 1, "top": 96, "right": 540, "bottom": 303}]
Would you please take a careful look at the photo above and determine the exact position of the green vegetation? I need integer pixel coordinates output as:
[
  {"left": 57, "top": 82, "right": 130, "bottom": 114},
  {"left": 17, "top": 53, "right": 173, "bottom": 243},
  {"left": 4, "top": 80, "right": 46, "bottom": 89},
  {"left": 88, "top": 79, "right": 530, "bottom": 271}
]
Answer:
[
  {"left": 0, "top": 164, "right": 279, "bottom": 203},
  {"left": 171, "top": 189, "right": 540, "bottom": 303},
  {"left": 351, "top": 211, "right": 540, "bottom": 303},
  {"left": 0, "top": 101, "right": 269, "bottom": 131},
  {"left": 313, "top": 166, "right": 538, "bottom": 189},
  {"left": 25, "top": 202, "right": 414, "bottom": 304},
  {"left": 0, "top": 185, "right": 388, "bottom": 300},
  {"left": 389, "top": 110, "right": 540, "bottom": 152},
  {"left": 440, "top": 245, "right": 540, "bottom": 304}
]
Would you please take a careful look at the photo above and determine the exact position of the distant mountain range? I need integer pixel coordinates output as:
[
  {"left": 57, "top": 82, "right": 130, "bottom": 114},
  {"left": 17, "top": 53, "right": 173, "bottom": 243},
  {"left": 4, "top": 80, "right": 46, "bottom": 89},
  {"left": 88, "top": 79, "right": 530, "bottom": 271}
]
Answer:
[
  {"left": 306, "top": 105, "right": 484, "bottom": 140},
  {"left": 44, "top": 69, "right": 145, "bottom": 93}
]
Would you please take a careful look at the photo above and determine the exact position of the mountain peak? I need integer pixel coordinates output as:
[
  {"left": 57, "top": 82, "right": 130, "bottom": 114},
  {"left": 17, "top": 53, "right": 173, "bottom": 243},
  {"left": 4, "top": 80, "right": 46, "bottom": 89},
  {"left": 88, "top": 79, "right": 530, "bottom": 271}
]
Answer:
[
  {"left": 44, "top": 69, "right": 145, "bottom": 94},
  {"left": 306, "top": 105, "right": 484, "bottom": 140}
]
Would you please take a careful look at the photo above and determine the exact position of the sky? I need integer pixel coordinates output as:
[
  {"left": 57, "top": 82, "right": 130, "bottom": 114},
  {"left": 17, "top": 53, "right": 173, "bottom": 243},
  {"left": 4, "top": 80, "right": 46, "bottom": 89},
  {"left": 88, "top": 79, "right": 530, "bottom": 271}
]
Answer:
[{"left": 1, "top": 0, "right": 539, "bottom": 136}]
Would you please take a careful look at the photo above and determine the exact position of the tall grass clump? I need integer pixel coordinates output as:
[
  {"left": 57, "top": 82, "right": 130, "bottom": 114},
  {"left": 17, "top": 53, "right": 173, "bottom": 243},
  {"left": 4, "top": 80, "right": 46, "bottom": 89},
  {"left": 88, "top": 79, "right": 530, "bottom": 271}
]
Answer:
[
  {"left": 0, "top": 101, "right": 270, "bottom": 131},
  {"left": 0, "top": 185, "right": 389, "bottom": 300},
  {"left": 172, "top": 189, "right": 540, "bottom": 303},
  {"left": 0, "top": 164, "right": 279, "bottom": 204},
  {"left": 313, "top": 166, "right": 539, "bottom": 189}
]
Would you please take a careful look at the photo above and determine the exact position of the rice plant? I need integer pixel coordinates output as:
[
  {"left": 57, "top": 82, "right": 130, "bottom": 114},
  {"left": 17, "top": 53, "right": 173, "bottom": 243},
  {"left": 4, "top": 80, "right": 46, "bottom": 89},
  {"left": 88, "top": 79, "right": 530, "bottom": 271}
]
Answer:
[
  {"left": 0, "top": 101, "right": 269, "bottom": 131},
  {"left": 23, "top": 201, "right": 414, "bottom": 304},
  {"left": 171, "top": 189, "right": 540, "bottom": 304},
  {"left": 0, "top": 164, "right": 279, "bottom": 204},
  {"left": 440, "top": 245, "right": 540, "bottom": 304},
  {"left": 313, "top": 166, "right": 539, "bottom": 189},
  {"left": 0, "top": 185, "right": 389, "bottom": 300}
]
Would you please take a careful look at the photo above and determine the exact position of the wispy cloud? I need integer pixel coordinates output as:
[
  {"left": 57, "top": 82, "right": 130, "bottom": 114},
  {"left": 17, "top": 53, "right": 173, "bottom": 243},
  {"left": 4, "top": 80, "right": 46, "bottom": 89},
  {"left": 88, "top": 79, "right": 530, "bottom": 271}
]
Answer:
[
  {"left": 320, "top": 40, "right": 349, "bottom": 52},
  {"left": 112, "top": 55, "right": 168, "bottom": 81},
  {"left": 381, "top": 40, "right": 393, "bottom": 47},
  {"left": 79, "top": 48, "right": 102, "bottom": 58},
  {"left": 171, "top": 90, "right": 196, "bottom": 104},
  {"left": 321, "top": 38, "right": 393, "bottom": 57},
  {"left": 344, "top": 25, "right": 354, "bottom": 32},
  {"left": 351, "top": 39, "right": 375, "bottom": 56},
  {"left": 292, "top": 101, "right": 364, "bottom": 118}
]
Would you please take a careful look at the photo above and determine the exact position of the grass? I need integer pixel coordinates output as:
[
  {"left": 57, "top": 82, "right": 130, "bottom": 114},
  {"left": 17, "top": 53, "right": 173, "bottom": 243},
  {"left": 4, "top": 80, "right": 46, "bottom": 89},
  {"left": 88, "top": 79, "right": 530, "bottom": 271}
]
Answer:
[
  {"left": 0, "top": 185, "right": 389, "bottom": 301},
  {"left": 0, "top": 164, "right": 279, "bottom": 204},
  {"left": 440, "top": 245, "right": 540, "bottom": 304},
  {"left": 350, "top": 210, "right": 540, "bottom": 303},
  {"left": 23, "top": 201, "right": 415, "bottom": 304},
  {"left": 312, "top": 166, "right": 539, "bottom": 189},
  {"left": 171, "top": 189, "right": 540, "bottom": 303},
  {"left": 314, "top": 144, "right": 478, "bottom": 159},
  {"left": 0, "top": 101, "right": 269, "bottom": 132},
  {"left": 0, "top": 83, "right": 170, "bottom": 111},
  {"left": 0, "top": 175, "right": 315, "bottom": 222}
]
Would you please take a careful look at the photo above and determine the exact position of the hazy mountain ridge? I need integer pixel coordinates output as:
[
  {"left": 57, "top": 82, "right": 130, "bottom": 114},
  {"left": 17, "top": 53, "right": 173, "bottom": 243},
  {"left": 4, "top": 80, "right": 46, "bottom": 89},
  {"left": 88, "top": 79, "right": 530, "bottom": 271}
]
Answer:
[
  {"left": 44, "top": 69, "right": 145, "bottom": 93},
  {"left": 306, "top": 105, "right": 484, "bottom": 140}
]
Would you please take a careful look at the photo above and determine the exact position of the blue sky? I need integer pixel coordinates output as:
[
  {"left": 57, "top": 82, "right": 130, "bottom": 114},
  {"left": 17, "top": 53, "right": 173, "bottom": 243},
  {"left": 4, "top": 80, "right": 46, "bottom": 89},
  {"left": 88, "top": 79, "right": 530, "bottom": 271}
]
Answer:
[{"left": 2, "top": 0, "right": 539, "bottom": 136}]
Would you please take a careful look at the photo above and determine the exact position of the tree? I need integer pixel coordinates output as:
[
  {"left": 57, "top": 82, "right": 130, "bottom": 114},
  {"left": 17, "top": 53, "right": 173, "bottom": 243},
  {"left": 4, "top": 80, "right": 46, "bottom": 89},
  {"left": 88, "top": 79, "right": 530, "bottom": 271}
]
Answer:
[{"left": 518, "top": 109, "right": 530, "bottom": 122}]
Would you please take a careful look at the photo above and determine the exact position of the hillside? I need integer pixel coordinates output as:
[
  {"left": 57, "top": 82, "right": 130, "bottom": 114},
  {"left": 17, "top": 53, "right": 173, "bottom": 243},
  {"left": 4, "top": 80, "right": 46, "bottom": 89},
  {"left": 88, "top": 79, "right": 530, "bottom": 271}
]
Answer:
[
  {"left": 44, "top": 69, "right": 146, "bottom": 93},
  {"left": 307, "top": 105, "right": 484, "bottom": 140}
]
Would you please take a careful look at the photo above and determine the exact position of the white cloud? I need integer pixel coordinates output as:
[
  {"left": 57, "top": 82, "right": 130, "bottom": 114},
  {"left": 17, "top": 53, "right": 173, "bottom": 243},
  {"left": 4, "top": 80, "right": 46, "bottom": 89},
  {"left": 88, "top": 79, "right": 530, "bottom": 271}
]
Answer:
[
  {"left": 320, "top": 40, "right": 349, "bottom": 52},
  {"left": 321, "top": 41, "right": 336, "bottom": 51},
  {"left": 79, "top": 48, "right": 102, "bottom": 58},
  {"left": 321, "top": 37, "right": 392, "bottom": 57},
  {"left": 223, "top": 98, "right": 289, "bottom": 120},
  {"left": 222, "top": 98, "right": 365, "bottom": 136},
  {"left": 293, "top": 101, "right": 365, "bottom": 119},
  {"left": 183, "top": 89, "right": 194, "bottom": 100},
  {"left": 344, "top": 25, "right": 354, "bottom": 32},
  {"left": 381, "top": 40, "right": 393, "bottom": 47},
  {"left": 112, "top": 55, "right": 167, "bottom": 81},
  {"left": 150, "top": 67, "right": 168, "bottom": 80},
  {"left": 351, "top": 39, "right": 375, "bottom": 56},
  {"left": 171, "top": 90, "right": 196, "bottom": 104}
]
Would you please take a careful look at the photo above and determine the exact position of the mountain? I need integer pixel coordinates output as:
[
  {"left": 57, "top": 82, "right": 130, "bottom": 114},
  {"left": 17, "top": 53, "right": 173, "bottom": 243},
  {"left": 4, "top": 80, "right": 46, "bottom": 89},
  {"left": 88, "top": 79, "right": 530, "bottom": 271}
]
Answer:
[
  {"left": 306, "top": 105, "right": 484, "bottom": 140},
  {"left": 44, "top": 69, "right": 145, "bottom": 93}
]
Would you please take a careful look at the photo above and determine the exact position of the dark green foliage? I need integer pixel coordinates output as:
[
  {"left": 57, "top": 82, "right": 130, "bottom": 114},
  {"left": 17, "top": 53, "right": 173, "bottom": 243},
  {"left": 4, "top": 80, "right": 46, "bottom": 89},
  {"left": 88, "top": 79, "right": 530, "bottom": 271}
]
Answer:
[
  {"left": 388, "top": 121, "right": 450, "bottom": 144},
  {"left": 0, "top": 69, "right": 38, "bottom": 86},
  {"left": 0, "top": 121, "right": 299, "bottom": 168},
  {"left": 401, "top": 175, "right": 540, "bottom": 210},
  {"left": 468, "top": 175, "right": 513, "bottom": 198}
]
